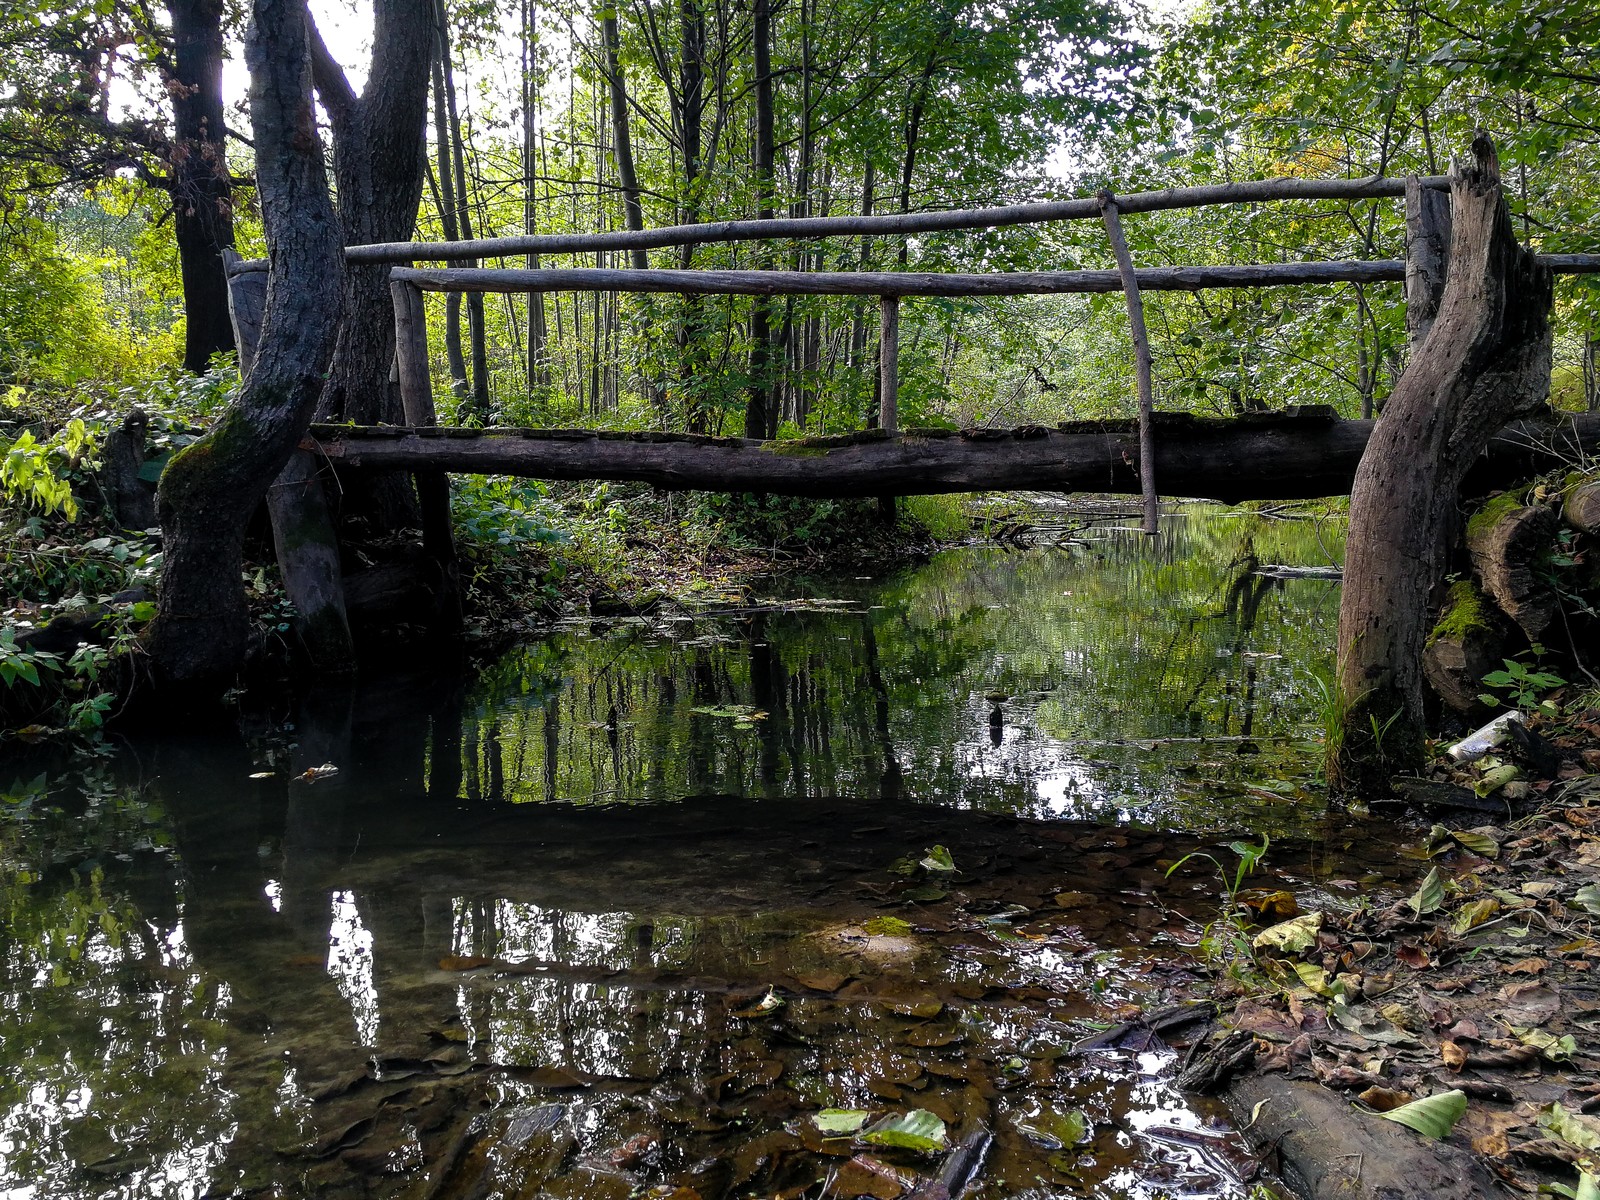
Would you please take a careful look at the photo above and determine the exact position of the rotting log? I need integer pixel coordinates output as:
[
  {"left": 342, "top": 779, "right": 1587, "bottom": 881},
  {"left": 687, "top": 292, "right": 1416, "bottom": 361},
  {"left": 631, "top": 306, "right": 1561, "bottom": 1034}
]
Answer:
[
  {"left": 1423, "top": 580, "right": 1507, "bottom": 717},
  {"left": 299, "top": 410, "right": 1600, "bottom": 503},
  {"left": 1565, "top": 476, "right": 1600, "bottom": 534},
  {"left": 1467, "top": 499, "right": 1559, "bottom": 642},
  {"left": 1335, "top": 134, "right": 1554, "bottom": 793},
  {"left": 1226, "top": 1077, "right": 1501, "bottom": 1200},
  {"left": 390, "top": 261, "right": 1414, "bottom": 297}
]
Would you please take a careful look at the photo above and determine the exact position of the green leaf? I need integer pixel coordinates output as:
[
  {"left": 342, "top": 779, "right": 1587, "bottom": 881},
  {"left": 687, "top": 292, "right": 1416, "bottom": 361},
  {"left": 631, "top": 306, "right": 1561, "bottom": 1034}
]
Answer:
[
  {"left": 1540, "top": 1103, "right": 1600, "bottom": 1152},
  {"left": 860, "top": 1109, "right": 946, "bottom": 1152},
  {"left": 1018, "top": 1107, "right": 1089, "bottom": 1149},
  {"left": 1409, "top": 867, "right": 1445, "bottom": 918},
  {"left": 919, "top": 844, "right": 956, "bottom": 873},
  {"left": 1450, "top": 830, "right": 1500, "bottom": 858},
  {"left": 1574, "top": 884, "right": 1600, "bottom": 916},
  {"left": 812, "top": 1109, "right": 871, "bottom": 1135},
  {"left": 1252, "top": 911, "right": 1322, "bottom": 954},
  {"left": 1378, "top": 1089, "right": 1466, "bottom": 1139},
  {"left": 1512, "top": 1026, "right": 1577, "bottom": 1062}
]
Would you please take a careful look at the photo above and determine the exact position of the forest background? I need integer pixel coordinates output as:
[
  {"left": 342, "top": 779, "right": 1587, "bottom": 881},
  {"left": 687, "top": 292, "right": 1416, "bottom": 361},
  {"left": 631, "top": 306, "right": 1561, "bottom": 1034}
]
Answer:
[{"left": 1, "top": 0, "right": 1597, "bottom": 599}]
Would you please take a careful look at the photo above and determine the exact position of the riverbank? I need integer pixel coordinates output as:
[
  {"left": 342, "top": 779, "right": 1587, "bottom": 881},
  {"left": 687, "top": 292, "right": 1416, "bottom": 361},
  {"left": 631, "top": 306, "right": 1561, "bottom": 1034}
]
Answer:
[{"left": 1163, "top": 708, "right": 1600, "bottom": 1200}]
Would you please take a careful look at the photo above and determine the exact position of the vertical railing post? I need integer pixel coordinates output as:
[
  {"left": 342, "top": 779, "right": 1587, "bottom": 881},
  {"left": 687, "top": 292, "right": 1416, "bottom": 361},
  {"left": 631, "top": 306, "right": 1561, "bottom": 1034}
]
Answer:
[
  {"left": 879, "top": 294, "right": 899, "bottom": 435},
  {"left": 1096, "top": 191, "right": 1159, "bottom": 536},
  {"left": 390, "top": 277, "right": 462, "bottom": 630},
  {"left": 1405, "top": 175, "right": 1452, "bottom": 354}
]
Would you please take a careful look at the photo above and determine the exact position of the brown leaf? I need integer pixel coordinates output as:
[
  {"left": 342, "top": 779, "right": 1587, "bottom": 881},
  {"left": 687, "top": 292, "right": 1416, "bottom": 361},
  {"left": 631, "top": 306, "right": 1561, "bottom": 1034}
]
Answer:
[
  {"left": 1396, "top": 943, "right": 1432, "bottom": 969},
  {"left": 1501, "top": 957, "right": 1550, "bottom": 976},
  {"left": 834, "top": 1154, "right": 917, "bottom": 1199},
  {"left": 1441, "top": 1040, "right": 1468, "bottom": 1071},
  {"left": 1358, "top": 1086, "right": 1413, "bottom": 1112}
]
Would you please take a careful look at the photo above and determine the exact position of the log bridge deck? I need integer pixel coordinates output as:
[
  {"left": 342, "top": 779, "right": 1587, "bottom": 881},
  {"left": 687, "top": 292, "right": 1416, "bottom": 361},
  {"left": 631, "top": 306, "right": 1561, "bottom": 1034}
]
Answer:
[{"left": 304, "top": 408, "right": 1600, "bottom": 505}]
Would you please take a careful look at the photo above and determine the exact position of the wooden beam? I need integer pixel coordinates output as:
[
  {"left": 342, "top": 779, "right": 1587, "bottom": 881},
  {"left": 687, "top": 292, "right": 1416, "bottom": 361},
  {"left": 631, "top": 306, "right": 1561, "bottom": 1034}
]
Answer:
[
  {"left": 347, "top": 175, "right": 1449, "bottom": 264},
  {"left": 1098, "top": 193, "right": 1159, "bottom": 535},
  {"left": 879, "top": 296, "right": 899, "bottom": 434},
  {"left": 390, "top": 261, "right": 1412, "bottom": 297},
  {"left": 300, "top": 411, "right": 1600, "bottom": 504}
]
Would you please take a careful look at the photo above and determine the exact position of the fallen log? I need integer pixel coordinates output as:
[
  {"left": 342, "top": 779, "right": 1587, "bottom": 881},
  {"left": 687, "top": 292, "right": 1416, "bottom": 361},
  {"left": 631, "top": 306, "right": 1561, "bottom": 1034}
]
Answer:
[{"left": 301, "top": 410, "right": 1600, "bottom": 503}]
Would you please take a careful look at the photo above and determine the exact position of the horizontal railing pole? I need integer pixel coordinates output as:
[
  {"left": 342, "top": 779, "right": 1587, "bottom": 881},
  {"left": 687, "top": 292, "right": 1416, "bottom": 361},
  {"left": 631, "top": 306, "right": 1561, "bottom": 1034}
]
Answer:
[
  {"left": 389, "top": 261, "right": 1414, "bottom": 297},
  {"left": 346, "top": 176, "right": 1450, "bottom": 264}
]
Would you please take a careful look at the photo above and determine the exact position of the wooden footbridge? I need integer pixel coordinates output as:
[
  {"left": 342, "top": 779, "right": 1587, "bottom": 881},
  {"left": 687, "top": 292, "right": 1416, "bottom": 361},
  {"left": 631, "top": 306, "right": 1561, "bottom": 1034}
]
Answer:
[{"left": 224, "top": 170, "right": 1599, "bottom": 660}]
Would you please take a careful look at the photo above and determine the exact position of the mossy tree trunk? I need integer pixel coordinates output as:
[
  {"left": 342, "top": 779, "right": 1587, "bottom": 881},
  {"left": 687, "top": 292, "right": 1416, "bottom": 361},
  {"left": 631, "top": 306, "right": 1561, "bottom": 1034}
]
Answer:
[
  {"left": 148, "top": 0, "right": 345, "bottom": 690},
  {"left": 1334, "top": 134, "right": 1553, "bottom": 793}
]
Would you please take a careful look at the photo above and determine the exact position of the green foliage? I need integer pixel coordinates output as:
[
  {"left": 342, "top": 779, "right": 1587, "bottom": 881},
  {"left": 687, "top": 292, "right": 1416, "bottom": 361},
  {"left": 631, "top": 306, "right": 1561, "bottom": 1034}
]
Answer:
[
  {"left": 1478, "top": 653, "right": 1567, "bottom": 713},
  {"left": 0, "top": 417, "right": 95, "bottom": 520},
  {"left": 690, "top": 492, "right": 885, "bottom": 554},
  {"left": 1166, "top": 834, "right": 1272, "bottom": 975}
]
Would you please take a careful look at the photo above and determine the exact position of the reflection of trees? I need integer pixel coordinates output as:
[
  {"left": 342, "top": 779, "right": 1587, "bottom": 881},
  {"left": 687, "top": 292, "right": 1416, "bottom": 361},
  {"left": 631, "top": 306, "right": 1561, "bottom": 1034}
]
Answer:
[{"left": 416, "top": 512, "right": 1345, "bottom": 818}]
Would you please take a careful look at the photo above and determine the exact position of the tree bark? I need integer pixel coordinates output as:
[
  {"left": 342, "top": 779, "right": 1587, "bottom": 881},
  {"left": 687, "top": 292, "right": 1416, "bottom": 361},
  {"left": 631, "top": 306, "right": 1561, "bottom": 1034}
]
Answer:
[
  {"left": 1334, "top": 135, "right": 1553, "bottom": 792},
  {"left": 149, "top": 0, "right": 345, "bottom": 690},
  {"left": 166, "top": 0, "right": 238, "bottom": 373},
  {"left": 745, "top": 0, "right": 776, "bottom": 440},
  {"left": 307, "top": 0, "right": 432, "bottom": 528}
]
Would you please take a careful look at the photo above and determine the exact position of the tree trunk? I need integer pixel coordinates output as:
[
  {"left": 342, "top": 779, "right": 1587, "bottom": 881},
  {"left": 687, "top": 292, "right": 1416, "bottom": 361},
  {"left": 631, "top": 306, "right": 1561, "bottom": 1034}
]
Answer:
[
  {"left": 1334, "top": 135, "right": 1553, "bottom": 792},
  {"left": 166, "top": 0, "right": 238, "bottom": 373},
  {"left": 308, "top": 0, "right": 433, "bottom": 528},
  {"left": 744, "top": 0, "right": 776, "bottom": 440},
  {"left": 149, "top": 0, "right": 345, "bottom": 690}
]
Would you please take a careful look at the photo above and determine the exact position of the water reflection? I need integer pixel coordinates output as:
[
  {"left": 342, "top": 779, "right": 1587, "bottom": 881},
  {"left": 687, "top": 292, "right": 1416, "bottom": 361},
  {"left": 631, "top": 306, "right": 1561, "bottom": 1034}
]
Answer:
[
  {"left": 0, "top": 509, "right": 1382, "bottom": 1199},
  {"left": 441, "top": 509, "right": 1343, "bottom": 830}
]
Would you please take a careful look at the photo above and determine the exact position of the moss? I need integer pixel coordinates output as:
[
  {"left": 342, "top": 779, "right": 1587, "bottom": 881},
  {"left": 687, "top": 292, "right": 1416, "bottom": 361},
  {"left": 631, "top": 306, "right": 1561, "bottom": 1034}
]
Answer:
[
  {"left": 1428, "top": 579, "right": 1496, "bottom": 647},
  {"left": 1465, "top": 489, "right": 1527, "bottom": 543}
]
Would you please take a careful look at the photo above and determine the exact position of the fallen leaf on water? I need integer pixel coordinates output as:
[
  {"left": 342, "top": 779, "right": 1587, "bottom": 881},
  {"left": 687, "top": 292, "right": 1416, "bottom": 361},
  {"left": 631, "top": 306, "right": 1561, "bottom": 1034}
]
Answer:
[
  {"left": 525, "top": 1066, "right": 588, "bottom": 1089},
  {"left": 1237, "top": 889, "right": 1299, "bottom": 921},
  {"left": 293, "top": 763, "right": 340, "bottom": 784},
  {"left": 859, "top": 1110, "right": 946, "bottom": 1153},
  {"left": 248, "top": 771, "right": 276, "bottom": 779},
  {"left": 812, "top": 1110, "right": 872, "bottom": 1135},
  {"left": 1053, "top": 891, "right": 1094, "bottom": 909},
  {"left": 834, "top": 1154, "right": 917, "bottom": 1199}
]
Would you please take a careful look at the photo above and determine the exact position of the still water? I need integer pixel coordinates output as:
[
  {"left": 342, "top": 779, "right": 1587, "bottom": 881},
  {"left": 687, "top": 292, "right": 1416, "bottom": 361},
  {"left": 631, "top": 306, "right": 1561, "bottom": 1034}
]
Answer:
[{"left": 0, "top": 508, "right": 1407, "bottom": 1199}]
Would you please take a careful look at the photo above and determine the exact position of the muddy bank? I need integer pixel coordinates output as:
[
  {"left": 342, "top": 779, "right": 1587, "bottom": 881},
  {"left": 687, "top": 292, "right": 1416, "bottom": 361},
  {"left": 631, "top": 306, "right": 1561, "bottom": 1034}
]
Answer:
[{"left": 1166, "top": 738, "right": 1600, "bottom": 1199}]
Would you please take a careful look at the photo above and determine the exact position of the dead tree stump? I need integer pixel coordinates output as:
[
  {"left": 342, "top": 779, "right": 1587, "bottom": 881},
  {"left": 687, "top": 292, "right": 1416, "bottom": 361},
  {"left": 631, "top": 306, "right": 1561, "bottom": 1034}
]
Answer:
[
  {"left": 1335, "top": 134, "right": 1553, "bottom": 793},
  {"left": 1422, "top": 580, "right": 1507, "bottom": 716},
  {"left": 1565, "top": 476, "right": 1600, "bottom": 534}
]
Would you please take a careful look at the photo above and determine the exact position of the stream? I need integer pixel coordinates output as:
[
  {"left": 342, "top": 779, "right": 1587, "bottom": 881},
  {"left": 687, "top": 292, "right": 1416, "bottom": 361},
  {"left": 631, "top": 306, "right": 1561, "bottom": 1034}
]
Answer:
[{"left": 0, "top": 507, "right": 1414, "bottom": 1199}]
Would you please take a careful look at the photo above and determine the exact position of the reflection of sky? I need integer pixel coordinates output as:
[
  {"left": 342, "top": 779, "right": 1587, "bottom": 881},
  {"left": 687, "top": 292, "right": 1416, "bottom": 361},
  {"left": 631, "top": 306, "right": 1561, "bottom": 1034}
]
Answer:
[{"left": 327, "top": 891, "right": 379, "bottom": 1047}]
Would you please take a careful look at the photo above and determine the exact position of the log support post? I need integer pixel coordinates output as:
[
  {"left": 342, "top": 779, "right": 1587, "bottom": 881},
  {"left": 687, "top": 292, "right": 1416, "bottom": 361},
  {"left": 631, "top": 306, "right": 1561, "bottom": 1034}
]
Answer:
[
  {"left": 1405, "top": 176, "right": 1452, "bottom": 351},
  {"left": 879, "top": 295, "right": 899, "bottom": 435},
  {"left": 1335, "top": 134, "right": 1553, "bottom": 793},
  {"left": 224, "top": 250, "right": 356, "bottom": 672},
  {"left": 1097, "top": 192, "right": 1159, "bottom": 535},
  {"left": 391, "top": 277, "right": 463, "bottom": 631}
]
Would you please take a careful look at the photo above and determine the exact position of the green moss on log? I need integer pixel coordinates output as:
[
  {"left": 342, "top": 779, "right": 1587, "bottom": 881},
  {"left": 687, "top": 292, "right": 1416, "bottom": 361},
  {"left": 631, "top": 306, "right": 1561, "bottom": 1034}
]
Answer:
[
  {"left": 1427, "top": 580, "right": 1496, "bottom": 647},
  {"left": 1465, "top": 489, "right": 1527, "bottom": 543}
]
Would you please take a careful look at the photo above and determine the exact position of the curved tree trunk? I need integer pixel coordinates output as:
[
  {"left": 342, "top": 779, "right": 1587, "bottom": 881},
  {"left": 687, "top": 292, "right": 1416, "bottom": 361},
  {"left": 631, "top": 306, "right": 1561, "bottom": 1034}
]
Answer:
[
  {"left": 1334, "top": 137, "right": 1553, "bottom": 792},
  {"left": 149, "top": 0, "right": 345, "bottom": 690}
]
